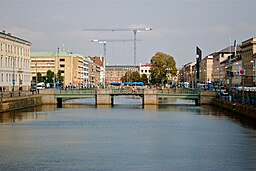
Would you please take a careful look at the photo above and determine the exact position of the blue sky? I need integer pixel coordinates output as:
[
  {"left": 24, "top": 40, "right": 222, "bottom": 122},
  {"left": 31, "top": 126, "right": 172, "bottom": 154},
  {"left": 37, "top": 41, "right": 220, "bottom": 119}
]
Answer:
[{"left": 1, "top": 0, "right": 255, "bottom": 67}]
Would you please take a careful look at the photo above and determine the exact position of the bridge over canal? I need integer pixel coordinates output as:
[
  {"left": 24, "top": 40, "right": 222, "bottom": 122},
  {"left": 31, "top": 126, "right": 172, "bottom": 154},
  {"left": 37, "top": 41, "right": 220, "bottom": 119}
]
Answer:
[{"left": 40, "top": 88, "right": 215, "bottom": 107}]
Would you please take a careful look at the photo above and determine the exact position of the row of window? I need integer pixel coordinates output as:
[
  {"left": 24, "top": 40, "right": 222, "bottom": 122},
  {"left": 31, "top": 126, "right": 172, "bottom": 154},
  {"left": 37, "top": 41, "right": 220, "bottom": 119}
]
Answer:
[
  {"left": 140, "top": 69, "right": 151, "bottom": 73},
  {"left": 0, "top": 55, "right": 30, "bottom": 69},
  {"left": 0, "top": 73, "right": 30, "bottom": 83},
  {"left": 0, "top": 43, "right": 30, "bottom": 56}
]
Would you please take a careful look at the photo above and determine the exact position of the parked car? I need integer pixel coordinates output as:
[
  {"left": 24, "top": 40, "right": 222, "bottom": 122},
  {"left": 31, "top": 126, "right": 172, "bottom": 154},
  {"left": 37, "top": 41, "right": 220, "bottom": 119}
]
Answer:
[{"left": 217, "top": 89, "right": 228, "bottom": 96}]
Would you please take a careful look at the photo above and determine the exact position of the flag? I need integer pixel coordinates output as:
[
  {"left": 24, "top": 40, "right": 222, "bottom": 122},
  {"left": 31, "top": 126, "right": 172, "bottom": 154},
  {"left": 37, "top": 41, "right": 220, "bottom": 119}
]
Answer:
[
  {"left": 234, "top": 39, "right": 237, "bottom": 48},
  {"left": 238, "top": 66, "right": 245, "bottom": 76}
]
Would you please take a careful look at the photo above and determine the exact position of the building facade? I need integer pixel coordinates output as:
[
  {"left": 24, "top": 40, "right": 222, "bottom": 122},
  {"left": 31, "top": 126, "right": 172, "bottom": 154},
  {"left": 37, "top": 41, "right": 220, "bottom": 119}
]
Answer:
[
  {"left": 240, "top": 37, "right": 256, "bottom": 86},
  {"left": 31, "top": 51, "right": 87, "bottom": 88},
  {"left": 200, "top": 55, "right": 213, "bottom": 83},
  {"left": 105, "top": 65, "right": 138, "bottom": 85},
  {"left": 212, "top": 46, "right": 236, "bottom": 85},
  {"left": 0, "top": 30, "right": 32, "bottom": 91},
  {"left": 89, "top": 56, "right": 104, "bottom": 87},
  {"left": 139, "top": 63, "right": 152, "bottom": 82}
]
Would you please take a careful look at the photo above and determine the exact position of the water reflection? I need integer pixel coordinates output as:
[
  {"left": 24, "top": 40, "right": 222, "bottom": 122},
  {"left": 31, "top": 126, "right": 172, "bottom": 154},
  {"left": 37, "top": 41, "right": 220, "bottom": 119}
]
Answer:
[
  {"left": 1, "top": 97, "right": 256, "bottom": 171},
  {"left": 200, "top": 105, "right": 256, "bottom": 130},
  {"left": 0, "top": 105, "right": 55, "bottom": 123}
]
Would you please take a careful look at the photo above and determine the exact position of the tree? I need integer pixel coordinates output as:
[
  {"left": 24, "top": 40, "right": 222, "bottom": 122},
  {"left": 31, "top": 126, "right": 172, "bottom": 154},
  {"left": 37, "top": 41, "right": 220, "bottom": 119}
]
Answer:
[
  {"left": 121, "top": 71, "right": 141, "bottom": 82},
  {"left": 150, "top": 52, "right": 177, "bottom": 84},
  {"left": 141, "top": 74, "right": 148, "bottom": 84},
  {"left": 130, "top": 71, "right": 141, "bottom": 82},
  {"left": 46, "top": 70, "right": 54, "bottom": 83},
  {"left": 121, "top": 70, "right": 132, "bottom": 82},
  {"left": 57, "top": 70, "right": 64, "bottom": 83},
  {"left": 36, "top": 72, "right": 44, "bottom": 82}
]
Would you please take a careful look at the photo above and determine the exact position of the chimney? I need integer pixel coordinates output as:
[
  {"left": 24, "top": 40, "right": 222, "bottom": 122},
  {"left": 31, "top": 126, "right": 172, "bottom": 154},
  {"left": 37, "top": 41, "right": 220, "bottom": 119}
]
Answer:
[
  {"left": 7, "top": 33, "right": 11, "bottom": 36},
  {"left": 2, "top": 30, "right": 5, "bottom": 33}
]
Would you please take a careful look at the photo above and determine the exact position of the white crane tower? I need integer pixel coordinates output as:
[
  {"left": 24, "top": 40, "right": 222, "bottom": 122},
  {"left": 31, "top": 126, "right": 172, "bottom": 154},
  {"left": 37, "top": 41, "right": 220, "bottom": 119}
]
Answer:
[
  {"left": 83, "top": 27, "right": 152, "bottom": 65},
  {"left": 91, "top": 39, "right": 142, "bottom": 88}
]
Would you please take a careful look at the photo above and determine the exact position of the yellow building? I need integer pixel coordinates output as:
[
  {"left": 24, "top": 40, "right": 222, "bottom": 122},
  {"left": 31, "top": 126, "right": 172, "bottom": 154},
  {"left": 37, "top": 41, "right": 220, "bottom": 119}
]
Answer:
[
  {"left": 31, "top": 51, "right": 88, "bottom": 87},
  {"left": 200, "top": 55, "right": 213, "bottom": 83},
  {"left": 0, "top": 30, "right": 32, "bottom": 91}
]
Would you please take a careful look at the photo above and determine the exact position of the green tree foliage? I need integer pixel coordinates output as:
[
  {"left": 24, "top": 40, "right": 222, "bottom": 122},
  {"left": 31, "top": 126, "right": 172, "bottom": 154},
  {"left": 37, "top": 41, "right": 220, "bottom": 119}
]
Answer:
[
  {"left": 121, "top": 71, "right": 141, "bottom": 82},
  {"left": 57, "top": 70, "right": 64, "bottom": 83},
  {"left": 130, "top": 71, "right": 141, "bottom": 82},
  {"left": 121, "top": 70, "right": 132, "bottom": 82},
  {"left": 141, "top": 74, "right": 149, "bottom": 84},
  {"left": 46, "top": 70, "right": 54, "bottom": 83},
  {"left": 150, "top": 52, "right": 177, "bottom": 84},
  {"left": 36, "top": 72, "right": 44, "bottom": 82}
]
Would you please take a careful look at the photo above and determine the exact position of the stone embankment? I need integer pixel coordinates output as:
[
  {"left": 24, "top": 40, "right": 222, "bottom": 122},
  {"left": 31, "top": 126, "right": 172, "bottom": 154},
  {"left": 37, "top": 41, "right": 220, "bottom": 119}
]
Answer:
[
  {"left": 0, "top": 95, "right": 42, "bottom": 113},
  {"left": 212, "top": 98, "right": 256, "bottom": 120}
]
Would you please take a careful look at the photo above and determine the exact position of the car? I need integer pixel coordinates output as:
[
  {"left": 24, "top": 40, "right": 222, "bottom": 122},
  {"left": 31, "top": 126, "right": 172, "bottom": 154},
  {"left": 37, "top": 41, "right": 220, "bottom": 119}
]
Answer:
[{"left": 217, "top": 89, "right": 228, "bottom": 96}]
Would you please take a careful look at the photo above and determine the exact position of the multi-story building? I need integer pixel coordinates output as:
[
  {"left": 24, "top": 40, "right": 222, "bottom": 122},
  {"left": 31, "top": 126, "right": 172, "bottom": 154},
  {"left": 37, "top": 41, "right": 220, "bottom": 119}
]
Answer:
[
  {"left": 105, "top": 65, "right": 138, "bottom": 85},
  {"left": 0, "top": 30, "right": 32, "bottom": 91},
  {"left": 139, "top": 63, "right": 152, "bottom": 82},
  {"left": 212, "top": 46, "right": 236, "bottom": 85},
  {"left": 240, "top": 37, "right": 256, "bottom": 86},
  {"left": 200, "top": 55, "right": 213, "bottom": 83},
  {"left": 231, "top": 56, "right": 242, "bottom": 86},
  {"left": 89, "top": 56, "right": 104, "bottom": 87},
  {"left": 253, "top": 53, "right": 256, "bottom": 85},
  {"left": 178, "top": 61, "right": 195, "bottom": 88},
  {"left": 31, "top": 51, "right": 87, "bottom": 87}
]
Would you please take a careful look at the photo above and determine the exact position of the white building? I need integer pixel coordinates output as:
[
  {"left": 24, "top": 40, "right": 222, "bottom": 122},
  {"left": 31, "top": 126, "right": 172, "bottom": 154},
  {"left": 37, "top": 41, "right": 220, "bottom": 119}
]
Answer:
[
  {"left": 0, "top": 30, "right": 32, "bottom": 91},
  {"left": 139, "top": 63, "right": 152, "bottom": 79}
]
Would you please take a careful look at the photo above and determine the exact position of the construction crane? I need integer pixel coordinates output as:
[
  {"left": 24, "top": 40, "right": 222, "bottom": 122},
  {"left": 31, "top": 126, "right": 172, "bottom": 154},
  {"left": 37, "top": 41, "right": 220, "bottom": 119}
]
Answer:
[
  {"left": 83, "top": 27, "right": 152, "bottom": 65},
  {"left": 91, "top": 39, "right": 142, "bottom": 88}
]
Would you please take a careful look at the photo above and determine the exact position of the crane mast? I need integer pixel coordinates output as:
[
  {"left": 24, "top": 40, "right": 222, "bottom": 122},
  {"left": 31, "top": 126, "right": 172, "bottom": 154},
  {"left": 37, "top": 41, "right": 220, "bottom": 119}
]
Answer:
[
  {"left": 91, "top": 38, "right": 142, "bottom": 88},
  {"left": 84, "top": 27, "right": 152, "bottom": 65}
]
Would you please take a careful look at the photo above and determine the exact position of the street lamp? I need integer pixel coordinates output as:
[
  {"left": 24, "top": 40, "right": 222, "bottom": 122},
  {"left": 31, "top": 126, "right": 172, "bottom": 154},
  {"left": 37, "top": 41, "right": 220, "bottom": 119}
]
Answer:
[
  {"left": 12, "top": 56, "right": 16, "bottom": 96},
  {"left": 250, "top": 60, "right": 255, "bottom": 85},
  {"left": 35, "top": 60, "right": 38, "bottom": 92}
]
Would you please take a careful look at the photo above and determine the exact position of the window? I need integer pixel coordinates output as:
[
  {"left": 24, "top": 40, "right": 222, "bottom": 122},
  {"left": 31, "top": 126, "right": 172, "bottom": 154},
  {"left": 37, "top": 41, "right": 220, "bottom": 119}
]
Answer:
[
  {"left": 60, "top": 58, "right": 65, "bottom": 61},
  {"left": 60, "top": 64, "right": 65, "bottom": 67}
]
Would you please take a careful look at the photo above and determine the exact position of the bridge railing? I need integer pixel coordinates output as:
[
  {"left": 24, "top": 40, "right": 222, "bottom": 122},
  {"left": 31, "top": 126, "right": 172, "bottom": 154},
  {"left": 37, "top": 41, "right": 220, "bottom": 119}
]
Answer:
[
  {"left": 54, "top": 89, "right": 97, "bottom": 94},
  {"left": 156, "top": 88, "right": 200, "bottom": 95},
  {"left": 110, "top": 88, "right": 144, "bottom": 94}
]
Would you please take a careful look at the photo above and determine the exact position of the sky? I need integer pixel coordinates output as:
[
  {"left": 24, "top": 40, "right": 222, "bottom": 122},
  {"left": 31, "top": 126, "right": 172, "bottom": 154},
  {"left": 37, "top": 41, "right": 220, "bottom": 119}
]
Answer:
[{"left": 1, "top": 0, "right": 255, "bottom": 68}]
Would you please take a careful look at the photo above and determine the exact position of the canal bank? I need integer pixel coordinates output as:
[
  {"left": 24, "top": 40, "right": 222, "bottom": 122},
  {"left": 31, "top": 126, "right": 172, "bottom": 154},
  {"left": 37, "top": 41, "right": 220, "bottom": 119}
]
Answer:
[
  {"left": 212, "top": 98, "right": 256, "bottom": 120},
  {"left": 0, "top": 95, "right": 42, "bottom": 113}
]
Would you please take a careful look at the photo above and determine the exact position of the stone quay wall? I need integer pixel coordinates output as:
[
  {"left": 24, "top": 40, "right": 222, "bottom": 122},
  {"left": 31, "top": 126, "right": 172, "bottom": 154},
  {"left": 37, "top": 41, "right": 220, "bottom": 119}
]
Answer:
[{"left": 0, "top": 95, "right": 42, "bottom": 113}]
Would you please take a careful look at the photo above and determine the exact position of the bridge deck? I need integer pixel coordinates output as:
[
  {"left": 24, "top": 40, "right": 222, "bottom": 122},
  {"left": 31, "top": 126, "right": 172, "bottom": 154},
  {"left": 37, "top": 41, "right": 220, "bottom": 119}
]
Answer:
[{"left": 53, "top": 89, "right": 200, "bottom": 99}]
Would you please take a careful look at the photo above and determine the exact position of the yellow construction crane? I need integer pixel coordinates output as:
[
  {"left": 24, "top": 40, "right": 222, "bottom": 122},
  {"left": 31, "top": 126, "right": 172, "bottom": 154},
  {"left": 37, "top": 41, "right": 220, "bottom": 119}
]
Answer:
[{"left": 83, "top": 27, "right": 152, "bottom": 65}]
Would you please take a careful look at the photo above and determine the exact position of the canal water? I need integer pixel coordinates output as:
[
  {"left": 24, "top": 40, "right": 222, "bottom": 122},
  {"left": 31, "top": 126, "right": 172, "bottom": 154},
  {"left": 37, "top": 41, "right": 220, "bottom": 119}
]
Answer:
[{"left": 0, "top": 97, "right": 256, "bottom": 171}]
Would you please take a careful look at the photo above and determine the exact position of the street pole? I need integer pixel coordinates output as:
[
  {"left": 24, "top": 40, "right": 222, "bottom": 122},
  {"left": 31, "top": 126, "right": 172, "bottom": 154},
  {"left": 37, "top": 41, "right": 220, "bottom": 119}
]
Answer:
[
  {"left": 251, "top": 60, "right": 255, "bottom": 86},
  {"left": 35, "top": 61, "right": 38, "bottom": 92},
  {"left": 242, "top": 75, "right": 245, "bottom": 104},
  {"left": 12, "top": 57, "right": 15, "bottom": 96},
  {"left": 103, "top": 42, "right": 106, "bottom": 89},
  {"left": 133, "top": 30, "right": 137, "bottom": 66}
]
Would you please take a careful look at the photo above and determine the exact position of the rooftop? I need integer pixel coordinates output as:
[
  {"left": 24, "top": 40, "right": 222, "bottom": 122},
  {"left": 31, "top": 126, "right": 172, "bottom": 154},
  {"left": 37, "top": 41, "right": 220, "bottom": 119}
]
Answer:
[{"left": 0, "top": 30, "right": 31, "bottom": 45}]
